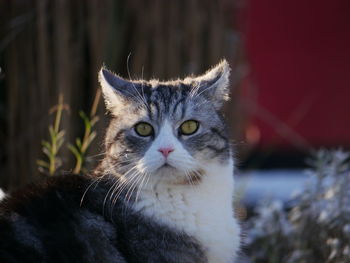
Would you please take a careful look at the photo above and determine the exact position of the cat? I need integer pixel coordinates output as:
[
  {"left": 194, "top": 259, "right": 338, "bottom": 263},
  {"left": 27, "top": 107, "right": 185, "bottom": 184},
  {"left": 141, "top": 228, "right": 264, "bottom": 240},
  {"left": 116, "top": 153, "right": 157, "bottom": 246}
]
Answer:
[{"left": 0, "top": 60, "right": 241, "bottom": 263}]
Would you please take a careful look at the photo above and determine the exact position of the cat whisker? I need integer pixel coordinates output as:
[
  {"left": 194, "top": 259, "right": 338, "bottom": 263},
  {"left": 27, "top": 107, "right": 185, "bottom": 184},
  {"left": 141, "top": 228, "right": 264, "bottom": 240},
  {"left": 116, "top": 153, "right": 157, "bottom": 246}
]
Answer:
[
  {"left": 109, "top": 170, "right": 141, "bottom": 213},
  {"left": 110, "top": 168, "right": 141, "bottom": 207},
  {"left": 103, "top": 165, "right": 139, "bottom": 213},
  {"left": 184, "top": 170, "right": 194, "bottom": 188},
  {"left": 109, "top": 176, "right": 138, "bottom": 216},
  {"left": 113, "top": 155, "right": 140, "bottom": 163},
  {"left": 80, "top": 174, "right": 106, "bottom": 207},
  {"left": 134, "top": 173, "right": 147, "bottom": 198},
  {"left": 104, "top": 162, "right": 134, "bottom": 173},
  {"left": 193, "top": 82, "right": 218, "bottom": 98},
  {"left": 111, "top": 169, "right": 139, "bottom": 202},
  {"left": 103, "top": 159, "right": 139, "bottom": 174},
  {"left": 140, "top": 66, "right": 150, "bottom": 113},
  {"left": 107, "top": 173, "right": 139, "bottom": 219},
  {"left": 178, "top": 168, "right": 204, "bottom": 186},
  {"left": 103, "top": 178, "right": 121, "bottom": 216},
  {"left": 135, "top": 171, "right": 149, "bottom": 202},
  {"left": 189, "top": 81, "right": 202, "bottom": 98},
  {"left": 124, "top": 171, "right": 145, "bottom": 203},
  {"left": 126, "top": 53, "right": 151, "bottom": 112},
  {"left": 85, "top": 151, "right": 107, "bottom": 159}
]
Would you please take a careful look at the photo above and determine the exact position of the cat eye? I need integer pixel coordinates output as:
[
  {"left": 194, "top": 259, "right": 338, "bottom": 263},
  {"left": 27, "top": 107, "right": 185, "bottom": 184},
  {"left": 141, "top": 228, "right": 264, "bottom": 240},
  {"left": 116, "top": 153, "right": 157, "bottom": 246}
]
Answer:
[
  {"left": 179, "top": 120, "right": 199, "bottom": 135},
  {"left": 135, "top": 122, "right": 154, "bottom": 137}
]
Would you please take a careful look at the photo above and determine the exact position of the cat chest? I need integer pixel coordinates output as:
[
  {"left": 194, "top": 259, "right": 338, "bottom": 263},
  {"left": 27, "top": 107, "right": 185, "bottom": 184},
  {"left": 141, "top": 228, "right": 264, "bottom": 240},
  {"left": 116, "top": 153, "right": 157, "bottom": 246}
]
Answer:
[{"left": 134, "top": 187, "right": 239, "bottom": 263}]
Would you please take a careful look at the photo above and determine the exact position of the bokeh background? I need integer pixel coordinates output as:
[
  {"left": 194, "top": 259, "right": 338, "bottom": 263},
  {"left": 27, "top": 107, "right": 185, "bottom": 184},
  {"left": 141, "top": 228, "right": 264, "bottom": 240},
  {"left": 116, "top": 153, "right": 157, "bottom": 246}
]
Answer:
[{"left": 0, "top": 0, "right": 350, "bottom": 194}]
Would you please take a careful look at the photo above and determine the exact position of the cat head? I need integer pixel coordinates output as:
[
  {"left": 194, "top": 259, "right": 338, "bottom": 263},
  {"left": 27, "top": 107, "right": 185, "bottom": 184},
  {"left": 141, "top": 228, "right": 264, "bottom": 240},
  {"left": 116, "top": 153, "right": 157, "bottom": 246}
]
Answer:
[{"left": 99, "top": 60, "right": 232, "bottom": 185}]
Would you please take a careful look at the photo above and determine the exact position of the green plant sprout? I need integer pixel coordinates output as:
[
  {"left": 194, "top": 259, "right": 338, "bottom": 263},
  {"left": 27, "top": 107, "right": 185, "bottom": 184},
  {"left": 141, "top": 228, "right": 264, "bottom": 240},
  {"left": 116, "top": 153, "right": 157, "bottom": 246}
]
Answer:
[
  {"left": 68, "top": 90, "right": 101, "bottom": 174},
  {"left": 37, "top": 90, "right": 101, "bottom": 176},
  {"left": 37, "top": 94, "right": 67, "bottom": 176}
]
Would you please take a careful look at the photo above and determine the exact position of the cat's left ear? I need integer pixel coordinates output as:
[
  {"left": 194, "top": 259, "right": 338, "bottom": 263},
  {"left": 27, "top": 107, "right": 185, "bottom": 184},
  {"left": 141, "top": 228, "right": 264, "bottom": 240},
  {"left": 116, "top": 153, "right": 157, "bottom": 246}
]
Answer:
[{"left": 191, "top": 60, "right": 231, "bottom": 110}]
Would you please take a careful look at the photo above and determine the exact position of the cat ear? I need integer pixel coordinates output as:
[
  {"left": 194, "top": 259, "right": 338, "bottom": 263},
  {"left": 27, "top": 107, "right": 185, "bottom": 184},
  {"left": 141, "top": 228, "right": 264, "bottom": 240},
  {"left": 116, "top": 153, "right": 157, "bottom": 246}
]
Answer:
[
  {"left": 191, "top": 60, "right": 231, "bottom": 110},
  {"left": 98, "top": 67, "right": 139, "bottom": 112}
]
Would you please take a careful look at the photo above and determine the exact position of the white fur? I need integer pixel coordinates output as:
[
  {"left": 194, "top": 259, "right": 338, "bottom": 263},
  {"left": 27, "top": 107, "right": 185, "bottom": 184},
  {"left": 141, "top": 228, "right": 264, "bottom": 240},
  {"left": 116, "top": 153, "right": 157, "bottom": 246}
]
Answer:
[
  {"left": 0, "top": 189, "right": 5, "bottom": 201},
  {"left": 98, "top": 69, "right": 121, "bottom": 113},
  {"left": 133, "top": 121, "right": 240, "bottom": 263}
]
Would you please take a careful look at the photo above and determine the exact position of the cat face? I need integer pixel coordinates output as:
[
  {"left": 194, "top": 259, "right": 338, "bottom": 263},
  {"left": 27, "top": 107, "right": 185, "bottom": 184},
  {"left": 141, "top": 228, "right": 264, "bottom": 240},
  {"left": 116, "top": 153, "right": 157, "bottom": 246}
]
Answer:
[{"left": 99, "top": 61, "right": 231, "bottom": 185}]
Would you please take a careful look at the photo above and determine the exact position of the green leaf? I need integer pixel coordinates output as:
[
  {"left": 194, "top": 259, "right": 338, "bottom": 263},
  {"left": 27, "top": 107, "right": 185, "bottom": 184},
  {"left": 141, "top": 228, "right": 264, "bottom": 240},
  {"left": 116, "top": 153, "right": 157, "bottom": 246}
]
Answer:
[
  {"left": 41, "top": 140, "right": 51, "bottom": 151},
  {"left": 76, "top": 138, "right": 82, "bottom": 149},
  {"left": 49, "top": 125, "right": 55, "bottom": 139},
  {"left": 90, "top": 116, "right": 99, "bottom": 127},
  {"left": 43, "top": 147, "right": 53, "bottom": 159},
  {"left": 79, "top": 110, "right": 87, "bottom": 120},
  {"left": 37, "top": 159, "right": 50, "bottom": 169},
  {"left": 56, "top": 137, "right": 65, "bottom": 151},
  {"left": 87, "top": 131, "right": 97, "bottom": 145},
  {"left": 79, "top": 110, "right": 91, "bottom": 131},
  {"left": 68, "top": 143, "right": 81, "bottom": 159},
  {"left": 56, "top": 130, "right": 66, "bottom": 141}
]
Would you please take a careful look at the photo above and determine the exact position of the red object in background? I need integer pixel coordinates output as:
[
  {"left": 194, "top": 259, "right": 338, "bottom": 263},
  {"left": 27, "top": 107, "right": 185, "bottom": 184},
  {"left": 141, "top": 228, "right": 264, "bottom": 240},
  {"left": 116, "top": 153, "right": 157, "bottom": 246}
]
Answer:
[{"left": 241, "top": 0, "right": 350, "bottom": 150}]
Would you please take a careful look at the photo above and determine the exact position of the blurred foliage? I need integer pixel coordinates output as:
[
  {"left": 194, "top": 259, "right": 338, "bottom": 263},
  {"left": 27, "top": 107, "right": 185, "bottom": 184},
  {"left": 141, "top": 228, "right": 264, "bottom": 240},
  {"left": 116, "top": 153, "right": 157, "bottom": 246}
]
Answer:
[
  {"left": 68, "top": 91, "right": 100, "bottom": 175},
  {"left": 245, "top": 150, "right": 350, "bottom": 263},
  {"left": 37, "top": 95, "right": 66, "bottom": 175},
  {"left": 38, "top": 92, "right": 100, "bottom": 176}
]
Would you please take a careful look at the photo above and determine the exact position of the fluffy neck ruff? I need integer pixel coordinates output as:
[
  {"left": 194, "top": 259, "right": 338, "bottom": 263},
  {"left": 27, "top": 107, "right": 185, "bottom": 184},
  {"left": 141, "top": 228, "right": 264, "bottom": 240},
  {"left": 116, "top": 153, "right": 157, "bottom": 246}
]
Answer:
[{"left": 132, "top": 159, "right": 240, "bottom": 263}]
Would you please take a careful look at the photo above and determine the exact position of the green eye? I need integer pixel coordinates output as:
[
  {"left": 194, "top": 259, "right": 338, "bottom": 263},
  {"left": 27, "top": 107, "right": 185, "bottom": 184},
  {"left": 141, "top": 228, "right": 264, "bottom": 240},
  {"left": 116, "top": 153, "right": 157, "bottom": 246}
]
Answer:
[
  {"left": 135, "top": 122, "right": 153, "bottom": 137},
  {"left": 180, "top": 120, "right": 199, "bottom": 135}
]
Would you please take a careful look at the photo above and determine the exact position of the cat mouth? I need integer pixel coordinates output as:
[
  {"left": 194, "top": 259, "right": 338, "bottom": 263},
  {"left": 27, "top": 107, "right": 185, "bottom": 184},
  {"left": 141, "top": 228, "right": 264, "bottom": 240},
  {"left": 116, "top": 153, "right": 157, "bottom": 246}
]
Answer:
[{"left": 160, "top": 163, "right": 175, "bottom": 169}]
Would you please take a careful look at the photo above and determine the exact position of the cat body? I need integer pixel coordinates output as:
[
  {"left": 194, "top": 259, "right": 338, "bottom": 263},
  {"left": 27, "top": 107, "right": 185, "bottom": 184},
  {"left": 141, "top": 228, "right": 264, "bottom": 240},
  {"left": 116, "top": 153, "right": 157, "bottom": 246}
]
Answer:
[
  {"left": 0, "top": 175, "right": 205, "bottom": 262},
  {"left": 0, "top": 60, "right": 240, "bottom": 262}
]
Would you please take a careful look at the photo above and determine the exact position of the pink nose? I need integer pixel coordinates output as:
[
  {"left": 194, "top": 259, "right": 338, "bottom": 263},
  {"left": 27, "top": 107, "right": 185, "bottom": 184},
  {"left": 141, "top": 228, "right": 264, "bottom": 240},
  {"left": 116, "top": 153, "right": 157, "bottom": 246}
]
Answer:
[{"left": 158, "top": 147, "right": 174, "bottom": 158}]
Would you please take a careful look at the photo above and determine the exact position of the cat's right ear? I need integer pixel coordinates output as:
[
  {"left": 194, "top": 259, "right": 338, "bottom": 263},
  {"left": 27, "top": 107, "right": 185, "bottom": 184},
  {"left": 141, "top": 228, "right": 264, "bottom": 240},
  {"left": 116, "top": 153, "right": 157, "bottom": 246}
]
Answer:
[{"left": 98, "top": 67, "right": 135, "bottom": 113}]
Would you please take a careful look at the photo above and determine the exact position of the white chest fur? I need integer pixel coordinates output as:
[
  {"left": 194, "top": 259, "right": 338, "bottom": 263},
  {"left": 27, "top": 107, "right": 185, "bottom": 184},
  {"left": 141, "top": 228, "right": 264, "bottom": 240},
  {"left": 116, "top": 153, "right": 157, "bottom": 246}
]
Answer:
[{"left": 132, "top": 160, "right": 240, "bottom": 263}]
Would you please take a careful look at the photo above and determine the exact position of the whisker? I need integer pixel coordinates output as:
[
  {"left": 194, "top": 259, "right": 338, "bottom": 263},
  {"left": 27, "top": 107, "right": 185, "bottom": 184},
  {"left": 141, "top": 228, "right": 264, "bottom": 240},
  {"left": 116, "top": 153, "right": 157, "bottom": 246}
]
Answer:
[
  {"left": 184, "top": 170, "right": 195, "bottom": 188},
  {"left": 126, "top": 53, "right": 150, "bottom": 111},
  {"left": 80, "top": 174, "right": 105, "bottom": 207},
  {"left": 103, "top": 160, "right": 139, "bottom": 174},
  {"left": 109, "top": 170, "right": 141, "bottom": 217},
  {"left": 103, "top": 162, "right": 140, "bottom": 211},
  {"left": 135, "top": 171, "right": 149, "bottom": 202},
  {"left": 103, "top": 179, "right": 120, "bottom": 216},
  {"left": 108, "top": 172, "right": 139, "bottom": 219},
  {"left": 125, "top": 172, "right": 144, "bottom": 203},
  {"left": 110, "top": 169, "right": 140, "bottom": 206},
  {"left": 189, "top": 81, "right": 201, "bottom": 98},
  {"left": 85, "top": 151, "right": 107, "bottom": 159},
  {"left": 194, "top": 82, "right": 217, "bottom": 98},
  {"left": 111, "top": 169, "right": 139, "bottom": 200}
]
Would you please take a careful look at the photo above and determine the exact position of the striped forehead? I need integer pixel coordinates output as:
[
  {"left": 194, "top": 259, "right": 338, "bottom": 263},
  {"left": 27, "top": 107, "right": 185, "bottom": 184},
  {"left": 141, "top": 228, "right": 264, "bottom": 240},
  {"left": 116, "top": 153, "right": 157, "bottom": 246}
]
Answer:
[{"left": 145, "top": 83, "right": 192, "bottom": 121}]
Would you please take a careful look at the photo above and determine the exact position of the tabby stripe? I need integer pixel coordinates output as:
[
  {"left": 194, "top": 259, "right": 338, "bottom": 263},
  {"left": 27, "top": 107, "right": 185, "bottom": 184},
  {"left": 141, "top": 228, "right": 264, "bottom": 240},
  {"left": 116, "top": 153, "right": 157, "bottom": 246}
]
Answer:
[
  {"left": 172, "top": 98, "right": 185, "bottom": 115},
  {"left": 210, "top": 127, "right": 228, "bottom": 141},
  {"left": 153, "top": 101, "right": 161, "bottom": 119}
]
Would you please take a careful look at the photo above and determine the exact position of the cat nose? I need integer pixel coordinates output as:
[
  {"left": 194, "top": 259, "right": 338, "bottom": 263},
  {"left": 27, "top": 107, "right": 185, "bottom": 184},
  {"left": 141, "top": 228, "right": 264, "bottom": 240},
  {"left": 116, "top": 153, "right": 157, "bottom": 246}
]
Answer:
[{"left": 158, "top": 147, "right": 174, "bottom": 158}]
